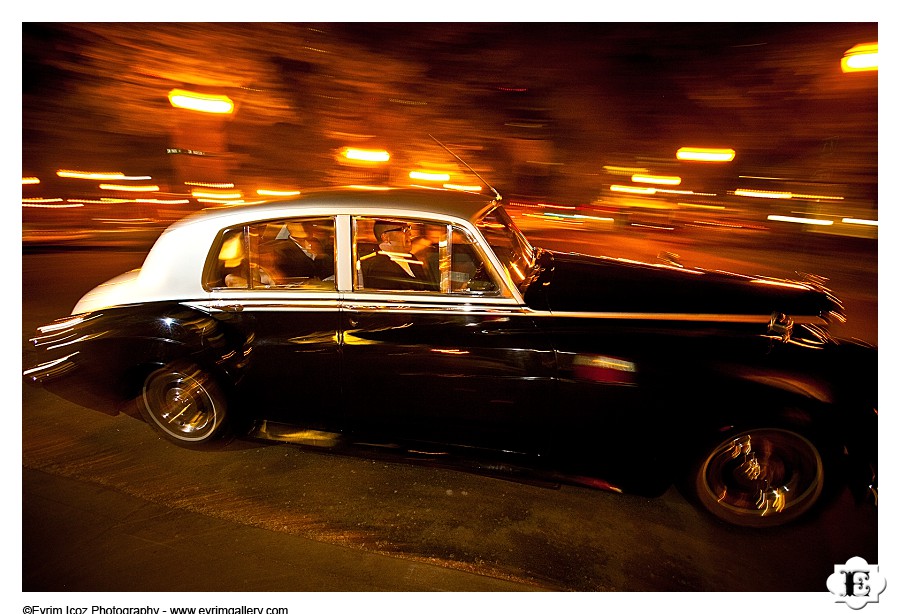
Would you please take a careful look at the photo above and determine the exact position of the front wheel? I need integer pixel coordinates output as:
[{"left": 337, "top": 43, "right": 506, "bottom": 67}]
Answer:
[
  {"left": 692, "top": 427, "right": 825, "bottom": 528},
  {"left": 139, "top": 362, "right": 230, "bottom": 448}
]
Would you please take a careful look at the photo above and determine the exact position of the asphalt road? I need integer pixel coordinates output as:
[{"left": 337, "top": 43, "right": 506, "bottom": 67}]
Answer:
[{"left": 19, "top": 229, "right": 878, "bottom": 599}]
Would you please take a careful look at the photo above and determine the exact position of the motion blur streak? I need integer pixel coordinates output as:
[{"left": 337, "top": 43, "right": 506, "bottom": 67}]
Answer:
[
  {"left": 167, "top": 89, "right": 235, "bottom": 114},
  {"left": 675, "top": 148, "right": 736, "bottom": 162},
  {"left": 841, "top": 42, "right": 878, "bottom": 73}
]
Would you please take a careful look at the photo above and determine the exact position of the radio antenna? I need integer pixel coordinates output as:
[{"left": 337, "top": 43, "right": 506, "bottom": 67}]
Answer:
[{"left": 429, "top": 134, "right": 502, "bottom": 201}]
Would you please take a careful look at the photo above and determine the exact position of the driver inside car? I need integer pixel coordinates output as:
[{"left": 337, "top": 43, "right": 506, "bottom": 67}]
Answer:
[{"left": 359, "top": 221, "right": 435, "bottom": 291}]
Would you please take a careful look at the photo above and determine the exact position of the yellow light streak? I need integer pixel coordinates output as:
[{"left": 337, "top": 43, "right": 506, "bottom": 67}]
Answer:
[
  {"left": 443, "top": 183, "right": 483, "bottom": 192},
  {"left": 58, "top": 170, "right": 152, "bottom": 181},
  {"left": 185, "top": 181, "right": 235, "bottom": 188},
  {"left": 678, "top": 202, "right": 726, "bottom": 210},
  {"left": 409, "top": 171, "right": 450, "bottom": 182},
  {"left": 22, "top": 177, "right": 40, "bottom": 185},
  {"left": 735, "top": 189, "right": 793, "bottom": 199},
  {"left": 603, "top": 165, "right": 649, "bottom": 176},
  {"left": 67, "top": 198, "right": 130, "bottom": 204},
  {"left": 611, "top": 185, "right": 657, "bottom": 195},
  {"left": 168, "top": 88, "right": 235, "bottom": 114},
  {"left": 23, "top": 201, "right": 84, "bottom": 208},
  {"left": 767, "top": 215, "right": 833, "bottom": 226},
  {"left": 751, "top": 278, "right": 811, "bottom": 289},
  {"left": 257, "top": 189, "right": 302, "bottom": 196},
  {"left": 632, "top": 174, "right": 682, "bottom": 186},
  {"left": 342, "top": 148, "right": 390, "bottom": 162},
  {"left": 99, "top": 184, "right": 160, "bottom": 192},
  {"left": 676, "top": 147, "right": 736, "bottom": 162},
  {"left": 790, "top": 193, "right": 844, "bottom": 201},
  {"left": 841, "top": 42, "right": 878, "bottom": 73},
  {"left": 135, "top": 199, "right": 191, "bottom": 204},
  {"left": 191, "top": 189, "right": 243, "bottom": 199},
  {"left": 654, "top": 188, "right": 694, "bottom": 195},
  {"left": 842, "top": 218, "right": 878, "bottom": 226}
]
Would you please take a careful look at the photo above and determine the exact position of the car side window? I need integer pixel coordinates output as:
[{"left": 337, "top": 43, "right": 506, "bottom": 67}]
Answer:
[
  {"left": 254, "top": 217, "right": 335, "bottom": 290},
  {"left": 207, "top": 227, "right": 250, "bottom": 289},
  {"left": 353, "top": 217, "right": 498, "bottom": 294},
  {"left": 207, "top": 218, "right": 336, "bottom": 291}
]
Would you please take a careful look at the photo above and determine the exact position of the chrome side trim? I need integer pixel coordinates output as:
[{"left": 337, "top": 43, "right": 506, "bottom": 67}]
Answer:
[
  {"left": 344, "top": 302, "right": 530, "bottom": 316},
  {"left": 532, "top": 310, "right": 827, "bottom": 324},
  {"left": 183, "top": 299, "right": 342, "bottom": 313},
  {"left": 184, "top": 299, "right": 826, "bottom": 325}
]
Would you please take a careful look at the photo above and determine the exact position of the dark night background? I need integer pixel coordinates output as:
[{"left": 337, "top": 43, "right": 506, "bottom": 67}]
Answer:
[{"left": 20, "top": 21, "right": 878, "bottom": 208}]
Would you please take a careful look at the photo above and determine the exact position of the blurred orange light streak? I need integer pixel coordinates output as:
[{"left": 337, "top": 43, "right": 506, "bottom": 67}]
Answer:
[
  {"left": 23, "top": 201, "right": 83, "bottom": 208},
  {"left": 611, "top": 185, "right": 656, "bottom": 195},
  {"left": 632, "top": 174, "right": 681, "bottom": 186},
  {"left": 22, "top": 177, "right": 40, "bottom": 185},
  {"left": 842, "top": 218, "right": 878, "bottom": 226},
  {"left": 751, "top": 278, "right": 811, "bottom": 289},
  {"left": 603, "top": 165, "right": 648, "bottom": 175},
  {"left": 443, "top": 184, "right": 482, "bottom": 192},
  {"left": 343, "top": 148, "right": 390, "bottom": 162},
  {"left": 136, "top": 199, "right": 191, "bottom": 204},
  {"left": 257, "top": 189, "right": 301, "bottom": 196},
  {"left": 676, "top": 148, "right": 736, "bottom": 162},
  {"left": 168, "top": 89, "right": 235, "bottom": 114},
  {"left": 841, "top": 43, "right": 878, "bottom": 73},
  {"left": 410, "top": 171, "right": 450, "bottom": 182},
  {"left": 99, "top": 184, "right": 160, "bottom": 192},
  {"left": 735, "top": 189, "right": 792, "bottom": 199},
  {"left": 58, "top": 170, "right": 151, "bottom": 180},
  {"left": 767, "top": 215, "right": 833, "bottom": 226},
  {"left": 192, "top": 190, "right": 243, "bottom": 199},
  {"left": 186, "top": 181, "right": 235, "bottom": 188}
]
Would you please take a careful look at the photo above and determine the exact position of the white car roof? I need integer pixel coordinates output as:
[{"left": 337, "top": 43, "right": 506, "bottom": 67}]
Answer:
[{"left": 73, "top": 187, "right": 500, "bottom": 314}]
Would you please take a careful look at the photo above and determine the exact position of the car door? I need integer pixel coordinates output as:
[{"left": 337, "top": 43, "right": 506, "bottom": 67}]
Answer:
[
  {"left": 340, "top": 215, "right": 556, "bottom": 455},
  {"left": 202, "top": 217, "right": 343, "bottom": 431}
]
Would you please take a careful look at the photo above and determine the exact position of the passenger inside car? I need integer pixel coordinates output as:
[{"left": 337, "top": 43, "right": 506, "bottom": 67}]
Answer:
[
  {"left": 358, "top": 220, "right": 436, "bottom": 291},
  {"left": 258, "top": 219, "right": 335, "bottom": 286}
]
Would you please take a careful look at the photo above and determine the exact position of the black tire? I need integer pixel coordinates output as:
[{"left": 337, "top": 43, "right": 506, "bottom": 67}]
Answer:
[
  {"left": 692, "top": 427, "right": 825, "bottom": 528},
  {"left": 139, "top": 362, "right": 230, "bottom": 448}
]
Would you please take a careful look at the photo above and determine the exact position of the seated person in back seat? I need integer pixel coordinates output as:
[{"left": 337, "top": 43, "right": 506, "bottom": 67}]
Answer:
[{"left": 267, "top": 221, "right": 334, "bottom": 281}]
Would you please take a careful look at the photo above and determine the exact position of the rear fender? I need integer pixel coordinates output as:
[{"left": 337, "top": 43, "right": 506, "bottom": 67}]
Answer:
[{"left": 26, "top": 304, "right": 247, "bottom": 414}]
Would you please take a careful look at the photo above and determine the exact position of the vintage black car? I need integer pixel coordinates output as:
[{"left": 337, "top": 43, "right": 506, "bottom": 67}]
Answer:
[{"left": 24, "top": 187, "right": 877, "bottom": 527}]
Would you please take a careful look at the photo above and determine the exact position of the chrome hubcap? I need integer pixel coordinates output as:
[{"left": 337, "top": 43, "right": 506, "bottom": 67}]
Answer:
[
  {"left": 143, "top": 369, "right": 217, "bottom": 440},
  {"left": 701, "top": 429, "right": 822, "bottom": 520}
]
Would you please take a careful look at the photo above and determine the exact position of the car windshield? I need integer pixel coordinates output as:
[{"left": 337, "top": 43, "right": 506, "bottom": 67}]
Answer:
[{"left": 475, "top": 205, "right": 537, "bottom": 291}]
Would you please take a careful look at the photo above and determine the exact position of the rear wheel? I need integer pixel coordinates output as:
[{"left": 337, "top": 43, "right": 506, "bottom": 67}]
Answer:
[
  {"left": 139, "top": 362, "right": 230, "bottom": 448},
  {"left": 693, "top": 427, "right": 825, "bottom": 528}
]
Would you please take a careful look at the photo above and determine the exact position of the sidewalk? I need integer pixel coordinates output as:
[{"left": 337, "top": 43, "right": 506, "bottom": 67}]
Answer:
[{"left": 22, "top": 468, "right": 543, "bottom": 593}]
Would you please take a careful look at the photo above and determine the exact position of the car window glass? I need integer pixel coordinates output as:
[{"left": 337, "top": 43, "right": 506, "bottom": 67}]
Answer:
[
  {"left": 253, "top": 217, "right": 335, "bottom": 290},
  {"left": 353, "top": 216, "right": 498, "bottom": 294},
  {"left": 354, "top": 217, "right": 438, "bottom": 292},
  {"left": 208, "top": 218, "right": 335, "bottom": 291},
  {"left": 207, "top": 227, "right": 249, "bottom": 289},
  {"left": 476, "top": 206, "right": 535, "bottom": 288},
  {"left": 450, "top": 227, "right": 498, "bottom": 293}
]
